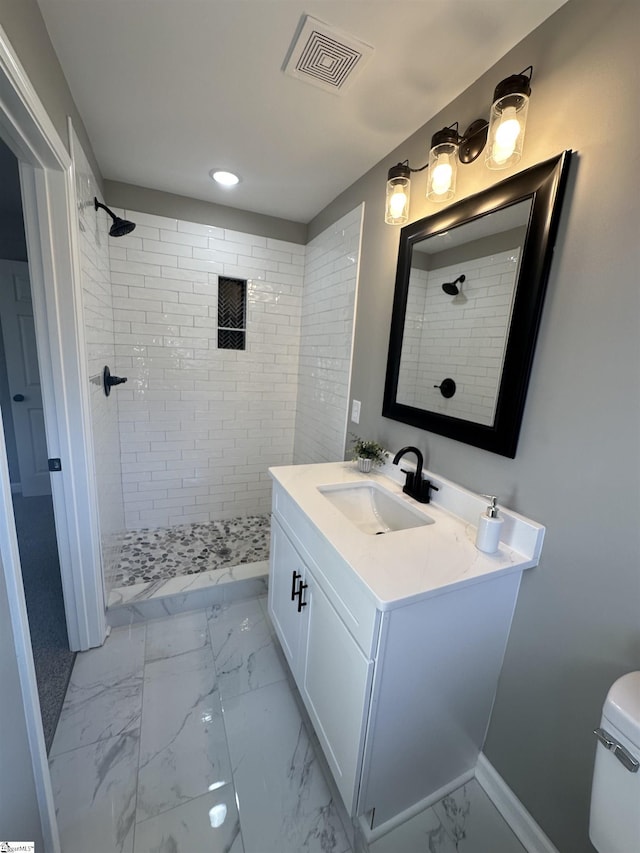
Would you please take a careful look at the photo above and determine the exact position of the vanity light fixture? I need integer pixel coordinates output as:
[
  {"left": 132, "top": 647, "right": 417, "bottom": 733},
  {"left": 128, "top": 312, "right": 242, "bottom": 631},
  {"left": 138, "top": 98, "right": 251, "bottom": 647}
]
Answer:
[
  {"left": 384, "top": 67, "right": 533, "bottom": 221},
  {"left": 485, "top": 67, "right": 532, "bottom": 169},
  {"left": 427, "top": 125, "right": 460, "bottom": 201},
  {"left": 385, "top": 162, "right": 412, "bottom": 225}
]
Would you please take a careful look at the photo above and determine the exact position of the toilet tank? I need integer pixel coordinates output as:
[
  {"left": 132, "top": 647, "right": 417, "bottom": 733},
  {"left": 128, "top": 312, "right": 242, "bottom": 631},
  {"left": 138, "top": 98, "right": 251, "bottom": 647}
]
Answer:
[{"left": 589, "top": 672, "right": 640, "bottom": 853}]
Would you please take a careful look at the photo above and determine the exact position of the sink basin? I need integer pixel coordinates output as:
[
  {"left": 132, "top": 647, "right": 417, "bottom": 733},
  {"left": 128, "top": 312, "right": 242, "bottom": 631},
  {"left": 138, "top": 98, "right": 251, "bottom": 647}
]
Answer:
[{"left": 318, "top": 481, "right": 434, "bottom": 535}]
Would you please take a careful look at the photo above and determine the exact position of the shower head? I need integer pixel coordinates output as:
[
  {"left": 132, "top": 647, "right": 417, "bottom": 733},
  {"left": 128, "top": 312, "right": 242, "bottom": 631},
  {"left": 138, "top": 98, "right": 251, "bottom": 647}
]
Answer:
[
  {"left": 94, "top": 197, "right": 136, "bottom": 237},
  {"left": 442, "top": 274, "right": 465, "bottom": 296}
]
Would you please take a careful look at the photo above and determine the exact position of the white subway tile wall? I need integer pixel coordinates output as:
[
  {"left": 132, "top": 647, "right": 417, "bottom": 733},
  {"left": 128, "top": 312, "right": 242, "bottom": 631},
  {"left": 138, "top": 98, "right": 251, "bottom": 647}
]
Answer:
[
  {"left": 293, "top": 205, "right": 364, "bottom": 464},
  {"left": 70, "top": 127, "right": 125, "bottom": 595},
  {"left": 398, "top": 248, "right": 520, "bottom": 425},
  {"left": 397, "top": 267, "right": 428, "bottom": 408},
  {"left": 110, "top": 210, "right": 304, "bottom": 529}
]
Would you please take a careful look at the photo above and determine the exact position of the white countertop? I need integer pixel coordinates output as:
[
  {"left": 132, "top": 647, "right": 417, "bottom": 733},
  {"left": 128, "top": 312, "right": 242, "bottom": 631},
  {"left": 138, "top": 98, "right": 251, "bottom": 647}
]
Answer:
[{"left": 269, "top": 461, "right": 545, "bottom": 609}]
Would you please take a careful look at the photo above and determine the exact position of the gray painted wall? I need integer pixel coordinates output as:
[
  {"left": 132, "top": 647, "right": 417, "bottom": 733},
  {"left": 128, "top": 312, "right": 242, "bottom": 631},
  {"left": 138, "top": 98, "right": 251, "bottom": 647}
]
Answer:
[
  {"left": 309, "top": 1, "right": 640, "bottom": 851},
  {"left": 0, "top": 0, "right": 102, "bottom": 182},
  {"left": 104, "top": 179, "right": 307, "bottom": 244}
]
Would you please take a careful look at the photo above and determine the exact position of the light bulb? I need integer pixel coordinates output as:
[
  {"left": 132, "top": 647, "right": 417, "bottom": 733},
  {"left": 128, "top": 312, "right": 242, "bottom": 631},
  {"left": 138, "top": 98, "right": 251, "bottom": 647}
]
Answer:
[
  {"left": 427, "top": 139, "right": 457, "bottom": 202},
  {"left": 486, "top": 81, "right": 529, "bottom": 170},
  {"left": 431, "top": 154, "right": 453, "bottom": 196},
  {"left": 385, "top": 165, "right": 411, "bottom": 224},
  {"left": 495, "top": 106, "right": 521, "bottom": 147},
  {"left": 389, "top": 187, "right": 408, "bottom": 219},
  {"left": 492, "top": 106, "right": 521, "bottom": 163}
]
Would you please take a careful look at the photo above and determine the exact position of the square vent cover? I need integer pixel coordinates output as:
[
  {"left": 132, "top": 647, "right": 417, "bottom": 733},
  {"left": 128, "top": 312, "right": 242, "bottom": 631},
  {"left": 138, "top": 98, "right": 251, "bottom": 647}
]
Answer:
[{"left": 284, "top": 15, "right": 374, "bottom": 95}]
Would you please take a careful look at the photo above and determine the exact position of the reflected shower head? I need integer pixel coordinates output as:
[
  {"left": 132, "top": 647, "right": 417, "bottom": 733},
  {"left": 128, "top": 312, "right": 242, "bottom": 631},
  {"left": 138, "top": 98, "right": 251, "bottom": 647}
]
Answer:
[
  {"left": 94, "top": 197, "right": 136, "bottom": 237},
  {"left": 442, "top": 274, "right": 465, "bottom": 296}
]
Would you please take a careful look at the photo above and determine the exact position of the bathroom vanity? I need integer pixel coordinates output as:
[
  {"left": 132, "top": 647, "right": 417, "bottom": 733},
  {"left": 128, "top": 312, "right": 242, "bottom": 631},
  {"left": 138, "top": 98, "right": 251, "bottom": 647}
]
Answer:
[{"left": 267, "top": 461, "right": 544, "bottom": 832}]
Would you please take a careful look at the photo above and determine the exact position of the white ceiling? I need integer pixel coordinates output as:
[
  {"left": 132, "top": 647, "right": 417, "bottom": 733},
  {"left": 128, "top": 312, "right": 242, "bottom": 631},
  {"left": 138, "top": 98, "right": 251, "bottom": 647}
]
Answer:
[{"left": 36, "top": 0, "right": 567, "bottom": 224}]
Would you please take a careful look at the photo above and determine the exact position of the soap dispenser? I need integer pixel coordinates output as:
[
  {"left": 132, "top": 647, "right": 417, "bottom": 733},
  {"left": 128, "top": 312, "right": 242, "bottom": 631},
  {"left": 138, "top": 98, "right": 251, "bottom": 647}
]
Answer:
[{"left": 475, "top": 495, "right": 503, "bottom": 554}]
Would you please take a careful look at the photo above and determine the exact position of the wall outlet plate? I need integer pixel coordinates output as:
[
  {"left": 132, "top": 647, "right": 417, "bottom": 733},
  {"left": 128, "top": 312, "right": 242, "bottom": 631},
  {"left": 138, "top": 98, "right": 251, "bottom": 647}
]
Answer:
[{"left": 351, "top": 399, "right": 361, "bottom": 423}]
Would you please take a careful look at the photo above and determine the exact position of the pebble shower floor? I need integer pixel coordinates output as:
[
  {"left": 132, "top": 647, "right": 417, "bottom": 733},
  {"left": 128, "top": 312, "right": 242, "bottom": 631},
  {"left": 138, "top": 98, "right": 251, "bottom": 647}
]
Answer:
[{"left": 112, "top": 515, "right": 271, "bottom": 587}]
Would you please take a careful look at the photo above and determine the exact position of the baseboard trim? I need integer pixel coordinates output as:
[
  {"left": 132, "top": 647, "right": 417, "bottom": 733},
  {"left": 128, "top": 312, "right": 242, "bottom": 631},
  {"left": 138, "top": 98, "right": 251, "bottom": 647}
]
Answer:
[
  {"left": 476, "top": 753, "right": 560, "bottom": 853},
  {"left": 358, "top": 769, "right": 475, "bottom": 844}
]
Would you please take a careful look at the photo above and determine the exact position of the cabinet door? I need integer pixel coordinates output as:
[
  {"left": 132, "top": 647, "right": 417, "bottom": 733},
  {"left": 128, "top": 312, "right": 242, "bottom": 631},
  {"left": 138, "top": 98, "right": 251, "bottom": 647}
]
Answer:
[
  {"left": 268, "top": 517, "right": 307, "bottom": 676},
  {"left": 301, "top": 574, "right": 374, "bottom": 815}
]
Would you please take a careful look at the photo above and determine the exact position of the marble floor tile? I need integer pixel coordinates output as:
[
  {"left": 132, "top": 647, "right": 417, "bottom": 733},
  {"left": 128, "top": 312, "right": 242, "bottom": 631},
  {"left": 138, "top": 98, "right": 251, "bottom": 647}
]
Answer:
[
  {"left": 49, "top": 729, "right": 139, "bottom": 853},
  {"left": 133, "top": 785, "right": 244, "bottom": 853},
  {"left": 207, "top": 598, "right": 287, "bottom": 700},
  {"left": 257, "top": 593, "right": 271, "bottom": 623},
  {"left": 136, "top": 646, "right": 233, "bottom": 822},
  {"left": 366, "top": 807, "right": 456, "bottom": 853},
  {"left": 145, "top": 608, "right": 210, "bottom": 663},
  {"left": 224, "top": 679, "right": 352, "bottom": 853},
  {"left": 433, "top": 780, "right": 526, "bottom": 853},
  {"left": 50, "top": 623, "right": 146, "bottom": 756},
  {"left": 49, "top": 598, "right": 527, "bottom": 853}
]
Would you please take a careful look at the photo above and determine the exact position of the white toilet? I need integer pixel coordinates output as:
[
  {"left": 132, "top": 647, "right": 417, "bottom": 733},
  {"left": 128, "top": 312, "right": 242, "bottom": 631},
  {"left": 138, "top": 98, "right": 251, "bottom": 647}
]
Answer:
[{"left": 589, "top": 671, "right": 640, "bottom": 852}]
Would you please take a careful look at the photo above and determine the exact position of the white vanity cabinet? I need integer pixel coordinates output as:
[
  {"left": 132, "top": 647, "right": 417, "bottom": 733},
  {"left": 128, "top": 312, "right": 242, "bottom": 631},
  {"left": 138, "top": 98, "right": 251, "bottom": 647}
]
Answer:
[
  {"left": 269, "top": 515, "right": 375, "bottom": 814},
  {"left": 268, "top": 465, "right": 545, "bottom": 832}
]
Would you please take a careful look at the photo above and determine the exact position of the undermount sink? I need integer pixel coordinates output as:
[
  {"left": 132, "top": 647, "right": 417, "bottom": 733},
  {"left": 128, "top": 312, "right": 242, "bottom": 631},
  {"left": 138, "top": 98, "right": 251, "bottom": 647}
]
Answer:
[{"left": 318, "top": 481, "right": 434, "bottom": 535}]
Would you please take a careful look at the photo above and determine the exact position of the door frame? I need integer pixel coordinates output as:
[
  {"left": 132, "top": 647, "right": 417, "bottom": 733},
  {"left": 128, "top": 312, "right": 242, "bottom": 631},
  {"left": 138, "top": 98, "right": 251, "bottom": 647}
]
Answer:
[{"left": 0, "top": 20, "right": 108, "bottom": 852}]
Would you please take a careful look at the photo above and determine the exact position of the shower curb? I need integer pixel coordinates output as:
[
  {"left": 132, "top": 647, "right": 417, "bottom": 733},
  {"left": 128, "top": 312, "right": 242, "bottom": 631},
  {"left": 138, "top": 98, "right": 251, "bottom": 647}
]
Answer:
[{"left": 106, "top": 560, "right": 268, "bottom": 627}]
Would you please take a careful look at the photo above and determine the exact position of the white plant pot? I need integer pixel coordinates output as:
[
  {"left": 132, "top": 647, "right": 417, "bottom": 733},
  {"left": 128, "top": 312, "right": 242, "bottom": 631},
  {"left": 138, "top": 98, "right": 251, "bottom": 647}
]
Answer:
[{"left": 357, "top": 457, "right": 373, "bottom": 473}]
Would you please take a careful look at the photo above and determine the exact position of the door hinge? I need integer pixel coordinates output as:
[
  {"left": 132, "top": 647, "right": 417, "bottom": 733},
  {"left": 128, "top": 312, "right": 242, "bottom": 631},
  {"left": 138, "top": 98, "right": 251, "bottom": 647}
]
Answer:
[{"left": 48, "top": 458, "right": 62, "bottom": 472}]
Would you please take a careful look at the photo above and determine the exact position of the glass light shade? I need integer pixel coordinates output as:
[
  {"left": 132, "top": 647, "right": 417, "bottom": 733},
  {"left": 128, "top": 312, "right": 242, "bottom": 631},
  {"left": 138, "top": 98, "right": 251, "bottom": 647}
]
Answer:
[
  {"left": 385, "top": 172, "right": 411, "bottom": 225},
  {"left": 427, "top": 142, "right": 458, "bottom": 201},
  {"left": 486, "top": 93, "right": 529, "bottom": 169}
]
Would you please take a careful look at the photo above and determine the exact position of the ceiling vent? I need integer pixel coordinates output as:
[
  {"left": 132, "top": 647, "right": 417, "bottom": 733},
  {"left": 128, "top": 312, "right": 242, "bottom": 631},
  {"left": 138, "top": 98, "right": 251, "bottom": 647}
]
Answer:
[{"left": 283, "top": 15, "right": 374, "bottom": 95}]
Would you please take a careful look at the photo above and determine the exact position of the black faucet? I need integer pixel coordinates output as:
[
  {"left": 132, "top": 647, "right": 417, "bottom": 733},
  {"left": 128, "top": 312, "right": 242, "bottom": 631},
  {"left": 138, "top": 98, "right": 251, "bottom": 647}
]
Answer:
[{"left": 392, "top": 446, "right": 439, "bottom": 504}]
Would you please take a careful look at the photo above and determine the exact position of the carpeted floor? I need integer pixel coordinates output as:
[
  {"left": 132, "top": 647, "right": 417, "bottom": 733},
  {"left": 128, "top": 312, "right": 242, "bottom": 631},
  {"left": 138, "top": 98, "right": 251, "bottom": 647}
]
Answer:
[{"left": 12, "top": 493, "right": 75, "bottom": 753}]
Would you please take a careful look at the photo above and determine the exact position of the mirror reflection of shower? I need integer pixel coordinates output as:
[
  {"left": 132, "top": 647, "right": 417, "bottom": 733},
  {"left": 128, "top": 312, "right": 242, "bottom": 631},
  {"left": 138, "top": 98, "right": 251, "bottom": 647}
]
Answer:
[{"left": 442, "top": 273, "right": 465, "bottom": 296}]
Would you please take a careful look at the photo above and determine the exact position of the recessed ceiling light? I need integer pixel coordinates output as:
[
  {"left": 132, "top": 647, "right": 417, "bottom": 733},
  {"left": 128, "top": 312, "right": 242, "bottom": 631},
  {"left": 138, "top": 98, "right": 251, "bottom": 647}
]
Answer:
[{"left": 210, "top": 169, "right": 240, "bottom": 187}]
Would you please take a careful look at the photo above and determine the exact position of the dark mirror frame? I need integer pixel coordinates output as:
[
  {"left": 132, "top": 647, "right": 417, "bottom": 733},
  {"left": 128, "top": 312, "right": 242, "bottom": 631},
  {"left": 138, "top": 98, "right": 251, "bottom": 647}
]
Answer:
[{"left": 382, "top": 151, "right": 572, "bottom": 458}]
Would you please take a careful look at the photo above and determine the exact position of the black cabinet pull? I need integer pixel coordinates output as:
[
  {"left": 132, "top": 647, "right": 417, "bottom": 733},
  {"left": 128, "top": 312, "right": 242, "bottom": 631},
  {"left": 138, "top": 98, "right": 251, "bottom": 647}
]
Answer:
[
  {"left": 296, "top": 582, "right": 308, "bottom": 613},
  {"left": 13, "top": 394, "right": 25, "bottom": 402},
  {"left": 291, "top": 570, "right": 302, "bottom": 601}
]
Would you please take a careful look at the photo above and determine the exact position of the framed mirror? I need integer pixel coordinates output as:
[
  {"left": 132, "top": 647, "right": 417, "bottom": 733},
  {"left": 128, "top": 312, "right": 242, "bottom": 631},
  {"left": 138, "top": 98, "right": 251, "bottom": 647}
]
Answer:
[{"left": 383, "top": 151, "right": 572, "bottom": 457}]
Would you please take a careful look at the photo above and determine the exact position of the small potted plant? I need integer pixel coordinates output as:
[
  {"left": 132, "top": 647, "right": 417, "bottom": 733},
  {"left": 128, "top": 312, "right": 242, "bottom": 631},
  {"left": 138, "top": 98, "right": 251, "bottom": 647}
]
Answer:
[{"left": 350, "top": 434, "right": 388, "bottom": 473}]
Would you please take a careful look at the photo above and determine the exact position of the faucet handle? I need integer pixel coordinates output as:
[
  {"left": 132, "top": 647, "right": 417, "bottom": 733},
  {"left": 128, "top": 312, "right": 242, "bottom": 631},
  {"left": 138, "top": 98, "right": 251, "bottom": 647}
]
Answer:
[{"left": 423, "top": 480, "right": 439, "bottom": 502}]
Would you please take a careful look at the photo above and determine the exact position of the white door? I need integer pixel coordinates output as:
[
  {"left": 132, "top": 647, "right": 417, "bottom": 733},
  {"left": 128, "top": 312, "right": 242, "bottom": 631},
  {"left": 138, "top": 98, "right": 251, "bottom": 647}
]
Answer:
[{"left": 0, "top": 259, "right": 51, "bottom": 496}]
